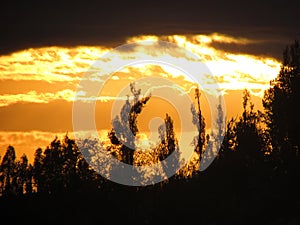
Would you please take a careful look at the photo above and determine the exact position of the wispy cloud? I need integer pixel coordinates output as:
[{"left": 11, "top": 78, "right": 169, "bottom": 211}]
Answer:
[
  {"left": 0, "top": 46, "right": 109, "bottom": 83},
  {"left": 124, "top": 34, "right": 280, "bottom": 97},
  {"left": 0, "top": 34, "right": 281, "bottom": 109},
  {"left": 0, "top": 89, "right": 135, "bottom": 107},
  {"left": 0, "top": 89, "right": 76, "bottom": 107}
]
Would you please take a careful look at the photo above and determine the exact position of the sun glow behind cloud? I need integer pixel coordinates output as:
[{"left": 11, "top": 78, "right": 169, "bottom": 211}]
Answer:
[
  {"left": 0, "top": 33, "right": 282, "bottom": 160},
  {"left": 0, "top": 33, "right": 280, "bottom": 99}
]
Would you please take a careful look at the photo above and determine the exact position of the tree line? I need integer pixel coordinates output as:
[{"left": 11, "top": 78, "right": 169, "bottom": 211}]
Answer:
[{"left": 0, "top": 40, "right": 300, "bottom": 199}]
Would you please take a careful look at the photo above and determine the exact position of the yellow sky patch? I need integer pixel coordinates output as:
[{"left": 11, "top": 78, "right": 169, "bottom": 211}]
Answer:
[{"left": 0, "top": 33, "right": 282, "bottom": 160}]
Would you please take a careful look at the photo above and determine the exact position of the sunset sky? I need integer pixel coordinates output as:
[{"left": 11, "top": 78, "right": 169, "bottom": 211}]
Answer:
[{"left": 1, "top": 0, "right": 299, "bottom": 162}]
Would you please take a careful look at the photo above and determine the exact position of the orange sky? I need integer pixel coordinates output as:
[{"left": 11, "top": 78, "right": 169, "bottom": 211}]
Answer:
[{"left": 0, "top": 33, "right": 281, "bottom": 163}]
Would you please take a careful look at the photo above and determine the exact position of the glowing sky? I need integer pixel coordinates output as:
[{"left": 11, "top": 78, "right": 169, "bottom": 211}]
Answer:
[{"left": 0, "top": 34, "right": 281, "bottom": 162}]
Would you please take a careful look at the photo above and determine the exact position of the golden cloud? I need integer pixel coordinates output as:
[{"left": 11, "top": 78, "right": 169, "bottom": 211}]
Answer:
[
  {"left": 0, "top": 34, "right": 281, "bottom": 100},
  {"left": 0, "top": 46, "right": 109, "bottom": 83},
  {"left": 0, "top": 34, "right": 282, "bottom": 133}
]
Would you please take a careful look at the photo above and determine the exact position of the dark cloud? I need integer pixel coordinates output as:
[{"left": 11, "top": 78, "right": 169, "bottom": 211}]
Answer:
[
  {"left": 210, "top": 41, "right": 287, "bottom": 61},
  {"left": 0, "top": 0, "right": 299, "bottom": 59}
]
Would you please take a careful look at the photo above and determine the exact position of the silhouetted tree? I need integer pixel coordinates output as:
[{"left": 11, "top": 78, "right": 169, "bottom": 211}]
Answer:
[
  {"left": 32, "top": 135, "right": 102, "bottom": 194},
  {"left": 212, "top": 90, "right": 269, "bottom": 208},
  {"left": 41, "top": 137, "right": 64, "bottom": 194},
  {"left": 191, "top": 88, "right": 206, "bottom": 162},
  {"left": 25, "top": 164, "right": 33, "bottom": 195},
  {"left": 235, "top": 90, "right": 266, "bottom": 164},
  {"left": 157, "top": 114, "right": 176, "bottom": 160},
  {"left": 157, "top": 114, "right": 181, "bottom": 179},
  {"left": 263, "top": 40, "right": 300, "bottom": 153},
  {"left": 215, "top": 100, "right": 225, "bottom": 146},
  {"left": 0, "top": 146, "right": 16, "bottom": 196},
  {"left": 0, "top": 150, "right": 33, "bottom": 196},
  {"left": 210, "top": 99, "right": 226, "bottom": 164},
  {"left": 61, "top": 135, "right": 81, "bottom": 191},
  {"left": 33, "top": 148, "right": 44, "bottom": 193},
  {"left": 108, "top": 82, "right": 151, "bottom": 165},
  {"left": 263, "top": 40, "right": 300, "bottom": 188},
  {"left": 13, "top": 154, "right": 29, "bottom": 195}
]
